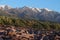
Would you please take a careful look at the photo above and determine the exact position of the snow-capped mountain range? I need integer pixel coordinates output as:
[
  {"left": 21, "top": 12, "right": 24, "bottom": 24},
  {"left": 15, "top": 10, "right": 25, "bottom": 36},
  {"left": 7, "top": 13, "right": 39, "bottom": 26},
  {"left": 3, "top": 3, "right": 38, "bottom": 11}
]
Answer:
[
  {"left": 0, "top": 5, "right": 52, "bottom": 11},
  {"left": 0, "top": 5, "right": 60, "bottom": 22}
]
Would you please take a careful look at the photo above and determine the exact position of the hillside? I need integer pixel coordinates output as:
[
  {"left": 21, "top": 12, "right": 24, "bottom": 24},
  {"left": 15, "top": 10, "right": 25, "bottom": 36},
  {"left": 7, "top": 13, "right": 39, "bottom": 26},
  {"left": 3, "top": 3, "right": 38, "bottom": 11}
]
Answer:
[{"left": 0, "top": 16, "right": 60, "bottom": 30}]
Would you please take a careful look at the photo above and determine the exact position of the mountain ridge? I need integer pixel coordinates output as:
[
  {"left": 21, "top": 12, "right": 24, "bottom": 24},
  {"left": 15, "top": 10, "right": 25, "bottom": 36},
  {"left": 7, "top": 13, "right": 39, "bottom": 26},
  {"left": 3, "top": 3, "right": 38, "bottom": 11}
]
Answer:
[{"left": 0, "top": 5, "right": 60, "bottom": 23}]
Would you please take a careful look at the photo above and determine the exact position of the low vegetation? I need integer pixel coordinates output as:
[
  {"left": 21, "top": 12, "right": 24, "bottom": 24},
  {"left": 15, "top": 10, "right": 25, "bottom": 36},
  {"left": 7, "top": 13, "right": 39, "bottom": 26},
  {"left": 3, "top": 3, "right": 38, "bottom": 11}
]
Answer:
[{"left": 0, "top": 16, "right": 60, "bottom": 30}]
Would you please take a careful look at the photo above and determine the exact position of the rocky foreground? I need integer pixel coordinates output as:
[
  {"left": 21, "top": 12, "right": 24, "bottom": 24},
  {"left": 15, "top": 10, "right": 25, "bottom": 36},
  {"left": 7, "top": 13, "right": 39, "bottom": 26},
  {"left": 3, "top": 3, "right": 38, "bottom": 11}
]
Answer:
[{"left": 0, "top": 25, "right": 60, "bottom": 40}]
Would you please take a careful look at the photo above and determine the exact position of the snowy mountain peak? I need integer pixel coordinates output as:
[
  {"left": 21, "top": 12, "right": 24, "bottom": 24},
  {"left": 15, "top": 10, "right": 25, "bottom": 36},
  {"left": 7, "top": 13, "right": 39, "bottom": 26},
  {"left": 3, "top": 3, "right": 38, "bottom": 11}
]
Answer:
[
  {"left": 32, "top": 8, "right": 41, "bottom": 12},
  {"left": 35, "top": 8, "right": 41, "bottom": 12},
  {"left": 0, "top": 5, "right": 12, "bottom": 10},
  {"left": 44, "top": 8, "right": 52, "bottom": 11},
  {"left": 22, "top": 6, "right": 52, "bottom": 12},
  {"left": 0, "top": 5, "right": 5, "bottom": 8},
  {"left": 23, "top": 6, "right": 32, "bottom": 9}
]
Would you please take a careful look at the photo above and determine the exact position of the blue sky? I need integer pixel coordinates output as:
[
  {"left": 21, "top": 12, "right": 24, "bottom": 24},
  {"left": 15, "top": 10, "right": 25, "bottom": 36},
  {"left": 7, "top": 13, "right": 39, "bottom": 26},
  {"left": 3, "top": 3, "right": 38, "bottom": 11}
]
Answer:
[{"left": 0, "top": 0, "right": 60, "bottom": 12}]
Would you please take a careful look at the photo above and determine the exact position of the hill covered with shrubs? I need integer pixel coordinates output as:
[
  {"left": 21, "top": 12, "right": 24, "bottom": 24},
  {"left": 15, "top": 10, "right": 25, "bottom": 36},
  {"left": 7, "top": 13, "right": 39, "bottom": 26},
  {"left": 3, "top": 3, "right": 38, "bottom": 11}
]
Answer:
[{"left": 0, "top": 16, "right": 60, "bottom": 30}]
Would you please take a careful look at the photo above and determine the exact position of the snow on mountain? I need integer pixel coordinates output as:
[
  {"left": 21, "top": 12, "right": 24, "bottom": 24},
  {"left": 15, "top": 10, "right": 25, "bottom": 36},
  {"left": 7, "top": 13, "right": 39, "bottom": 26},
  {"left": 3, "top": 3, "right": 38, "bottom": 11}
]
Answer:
[
  {"left": 0, "top": 5, "right": 52, "bottom": 12},
  {"left": 0, "top": 5, "right": 5, "bottom": 9},
  {"left": 32, "top": 8, "right": 41, "bottom": 12},
  {"left": 22, "top": 6, "right": 52, "bottom": 12},
  {"left": 0, "top": 5, "right": 12, "bottom": 10},
  {"left": 44, "top": 8, "right": 52, "bottom": 11}
]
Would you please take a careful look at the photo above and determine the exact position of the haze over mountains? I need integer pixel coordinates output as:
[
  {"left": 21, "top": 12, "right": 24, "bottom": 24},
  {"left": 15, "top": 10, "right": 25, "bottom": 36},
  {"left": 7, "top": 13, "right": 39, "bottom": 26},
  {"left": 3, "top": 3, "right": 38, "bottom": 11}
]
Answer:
[{"left": 0, "top": 5, "right": 60, "bottom": 22}]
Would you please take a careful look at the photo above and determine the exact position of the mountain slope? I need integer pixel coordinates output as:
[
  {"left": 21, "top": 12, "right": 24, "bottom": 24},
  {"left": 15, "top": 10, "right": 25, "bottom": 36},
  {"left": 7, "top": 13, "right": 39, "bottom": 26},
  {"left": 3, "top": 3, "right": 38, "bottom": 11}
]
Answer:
[{"left": 0, "top": 5, "right": 60, "bottom": 22}]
